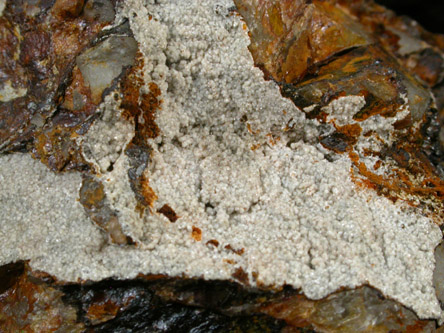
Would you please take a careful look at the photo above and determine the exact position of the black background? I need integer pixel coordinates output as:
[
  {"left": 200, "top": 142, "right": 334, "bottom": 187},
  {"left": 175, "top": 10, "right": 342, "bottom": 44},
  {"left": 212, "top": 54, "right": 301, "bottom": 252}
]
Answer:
[{"left": 376, "top": 0, "right": 444, "bottom": 34}]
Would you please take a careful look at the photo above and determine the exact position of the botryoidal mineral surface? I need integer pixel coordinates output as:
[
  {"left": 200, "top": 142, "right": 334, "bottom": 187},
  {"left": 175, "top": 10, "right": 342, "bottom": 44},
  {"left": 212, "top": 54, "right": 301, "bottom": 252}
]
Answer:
[{"left": 1, "top": 0, "right": 444, "bottom": 329}]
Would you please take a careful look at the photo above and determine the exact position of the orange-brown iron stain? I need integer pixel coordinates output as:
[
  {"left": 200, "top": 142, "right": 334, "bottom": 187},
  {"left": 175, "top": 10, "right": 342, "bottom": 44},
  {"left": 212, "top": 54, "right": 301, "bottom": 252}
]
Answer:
[
  {"left": 0, "top": 263, "right": 83, "bottom": 331},
  {"left": 251, "top": 143, "right": 262, "bottom": 151},
  {"left": 363, "top": 131, "right": 386, "bottom": 147},
  {"left": 136, "top": 174, "right": 158, "bottom": 216},
  {"left": 266, "top": 133, "right": 280, "bottom": 145},
  {"left": 157, "top": 204, "right": 179, "bottom": 223},
  {"left": 80, "top": 178, "right": 105, "bottom": 208},
  {"left": 120, "top": 54, "right": 161, "bottom": 141},
  {"left": 353, "top": 97, "right": 402, "bottom": 121},
  {"left": 373, "top": 160, "right": 382, "bottom": 170},
  {"left": 405, "top": 322, "right": 434, "bottom": 333},
  {"left": 206, "top": 239, "right": 220, "bottom": 248},
  {"left": 135, "top": 273, "right": 168, "bottom": 281},
  {"left": 359, "top": 114, "right": 444, "bottom": 208},
  {"left": 85, "top": 294, "right": 135, "bottom": 325},
  {"left": 86, "top": 301, "right": 121, "bottom": 325},
  {"left": 191, "top": 227, "right": 202, "bottom": 241},
  {"left": 246, "top": 123, "right": 260, "bottom": 135},
  {"left": 335, "top": 123, "right": 362, "bottom": 139},
  {"left": 32, "top": 125, "right": 90, "bottom": 172},
  {"left": 322, "top": 122, "right": 363, "bottom": 154},
  {"left": 1, "top": 0, "right": 114, "bottom": 170},
  {"left": 266, "top": 4, "right": 284, "bottom": 36},
  {"left": 139, "top": 82, "right": 162, "bottom": 139},
  {"left": 121, "top": 53, "right": 147, "bottom": 122},
  {"left": 62, "top": 66, "right": 95, "bottom": 114},
  {"left": 0, "top": 271, "right": 36, "bottom": 331},
  {"left": 251, "top": 271, "right": 258, "bottom": 279},
  {"left": 315, "top": 111, "right": 329, "bottom": 123},
  {"left": 349, "top": 149, "right": 444, "bottom": 219},
  {"left": 50, "top": 1, "right": 108, "bottom": 71},
  {"left": 224, "top": 244, "right": 245, "bottom": 256},
  {"left": 120, "top": 52, "right": 161, "bottom": 214},
  {"left": 231, "top": 267, "right": 249, "bottom": 285}
]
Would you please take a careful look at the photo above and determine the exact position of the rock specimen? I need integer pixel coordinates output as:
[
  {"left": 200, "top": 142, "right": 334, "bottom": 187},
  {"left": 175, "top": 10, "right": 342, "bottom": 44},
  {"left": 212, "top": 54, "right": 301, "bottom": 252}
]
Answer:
[
  {"left": 0, "top": 262, "right": 437, "bottom": 332},
  {"left": 0, "top": 0, "right": 444, "bottom": 330}
]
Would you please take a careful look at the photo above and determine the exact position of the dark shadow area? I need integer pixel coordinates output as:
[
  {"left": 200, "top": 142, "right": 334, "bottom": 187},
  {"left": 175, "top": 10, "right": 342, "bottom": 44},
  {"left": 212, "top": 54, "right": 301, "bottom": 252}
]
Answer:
[{"left": 376, "top": 0, "right": 444, "bottom": 34}]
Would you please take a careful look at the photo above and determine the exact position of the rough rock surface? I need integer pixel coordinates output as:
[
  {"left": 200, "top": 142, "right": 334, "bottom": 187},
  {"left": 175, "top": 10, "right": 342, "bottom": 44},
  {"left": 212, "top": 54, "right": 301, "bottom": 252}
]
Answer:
[
  {"left": 0, "top": 262, "right": 437, "bottom": 332},
  {"left": 1, "top": 0, "right": 444, "bottom": 330}
]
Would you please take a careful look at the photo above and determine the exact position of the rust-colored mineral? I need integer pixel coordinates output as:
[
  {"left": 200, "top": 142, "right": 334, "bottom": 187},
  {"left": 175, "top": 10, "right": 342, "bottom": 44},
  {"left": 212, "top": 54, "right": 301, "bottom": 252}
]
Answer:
[
  {"left": 0, "top": 0, "right": 115, "bottom": 168},
  {"left": 235, "top": 0, "right": 444, "bottom": 221}
]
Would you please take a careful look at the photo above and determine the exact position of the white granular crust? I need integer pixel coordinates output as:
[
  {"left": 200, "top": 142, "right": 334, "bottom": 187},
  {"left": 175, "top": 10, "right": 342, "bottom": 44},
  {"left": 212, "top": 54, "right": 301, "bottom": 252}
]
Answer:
[{"left": 0, "top": 0, "right": 442, "bottom": 320}]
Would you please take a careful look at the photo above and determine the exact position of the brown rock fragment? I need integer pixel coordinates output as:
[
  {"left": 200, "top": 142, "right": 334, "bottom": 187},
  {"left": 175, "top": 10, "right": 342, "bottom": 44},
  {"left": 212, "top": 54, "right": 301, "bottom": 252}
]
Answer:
[
  {"left": 259, "top": 287, "right": 437, "bottom": 332},
  {"left": 62, "top": 66, "right": 96, "bottom": 113},
  {"left": 157, "top": 204, "right": 179, "bottom": 223},
  {"left": 79, "top": 175, "right": 130, "bottom": 245},
  {"left": 0, "top": 263, "right": 84, "bottom": 332},
  {"left": 236, "top": 0, "right": 444, "bottom": 221},
  {"left": 85, "top": 289, "right": 135, "bottom": 325},
  {"left": 31, "top": 113, "right": 92, "bottom": 172},
  {"left": 234, "top": 0, "right": 372, "bottom": 83},
  {"left": 20, "top": 30, "right": 51, "bottom": 66},
  {"left": 336, "top": 0, "right": 444, "bottom": 88},
  {"left": 1, "top": 0, "right": 444, "bottom": 330},
  {"left": 321, "top": 132, "right": 354, "bottom": 153},
  {"left": 0, "top": 0, "right": 122, "bottom": 173},
  {"left": 0, "top": 263, "right": 439, "bottom": 331},
  {"left": 52, "top": 0, "right": 85, "bottom": 19},
  {"left": 76, "top": 35, "right": 138, "bottom": 104},
  {"left": 410, "top": 49, "right": 444, "bottom": 87}
]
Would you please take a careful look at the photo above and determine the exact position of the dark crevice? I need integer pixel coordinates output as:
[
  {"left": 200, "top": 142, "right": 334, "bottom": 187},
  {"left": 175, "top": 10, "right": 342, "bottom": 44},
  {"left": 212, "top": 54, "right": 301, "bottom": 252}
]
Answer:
[{"left": 61, "top": 278, "right": 288, "bottom": 332}]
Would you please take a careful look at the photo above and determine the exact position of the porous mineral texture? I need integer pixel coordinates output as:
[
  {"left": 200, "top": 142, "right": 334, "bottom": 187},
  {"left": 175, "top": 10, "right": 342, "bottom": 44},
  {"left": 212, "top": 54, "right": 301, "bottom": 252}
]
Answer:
[{"left": 1, "top": 0, "right": 444, "bottom": 330}]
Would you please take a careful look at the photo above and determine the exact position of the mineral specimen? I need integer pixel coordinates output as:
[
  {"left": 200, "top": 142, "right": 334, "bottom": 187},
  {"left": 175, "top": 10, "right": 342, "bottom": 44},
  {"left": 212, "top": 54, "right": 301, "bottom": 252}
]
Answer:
[
  {"left": 0, "top": 0, "right": 444, "bottom": 330},
  {"left": 0, "top": 262, "right": 438, "bottom": 332}
]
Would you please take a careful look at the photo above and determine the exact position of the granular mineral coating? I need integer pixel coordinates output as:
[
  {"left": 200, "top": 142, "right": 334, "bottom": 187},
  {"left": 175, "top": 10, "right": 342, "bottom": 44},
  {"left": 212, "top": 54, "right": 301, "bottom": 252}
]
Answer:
[{"left": 0, "top": 0, "right": 442, "bottom": 321}]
